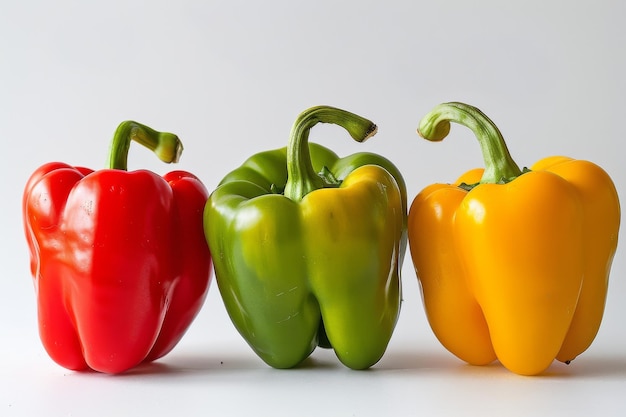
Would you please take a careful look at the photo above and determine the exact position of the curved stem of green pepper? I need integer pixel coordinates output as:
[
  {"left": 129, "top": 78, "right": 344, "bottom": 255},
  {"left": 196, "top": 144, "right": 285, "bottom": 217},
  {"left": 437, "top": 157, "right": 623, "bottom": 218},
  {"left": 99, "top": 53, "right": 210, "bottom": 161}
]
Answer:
[
  {"left": 107, "top": 121, "right": 183, "bottom": 170},
  {"left": 283, "top": 106, "right": 378, "bottom": 202},
  {"left": 417, "top": 102, "right": 523, "bottom": 185}
]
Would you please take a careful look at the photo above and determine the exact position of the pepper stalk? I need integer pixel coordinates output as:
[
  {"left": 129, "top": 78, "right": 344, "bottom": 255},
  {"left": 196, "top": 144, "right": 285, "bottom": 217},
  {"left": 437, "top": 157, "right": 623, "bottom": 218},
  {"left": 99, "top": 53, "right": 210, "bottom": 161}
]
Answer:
[
  {"left": 107, "top": 121, "right": 183, "bottom": 171},
  {"left": 417, "top": 102, "right": 525, "bottom": 188},
  {"left": 283, "top": 106, "right": 378, "bottom": 201}
]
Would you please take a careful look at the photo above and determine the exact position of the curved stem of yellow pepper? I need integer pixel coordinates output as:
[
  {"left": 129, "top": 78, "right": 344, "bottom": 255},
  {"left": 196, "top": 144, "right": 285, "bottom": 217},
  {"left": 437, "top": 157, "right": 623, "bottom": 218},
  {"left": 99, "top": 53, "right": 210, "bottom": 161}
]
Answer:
[
  {"left": 107, "top": 121, "right": 183, "bottom": 171},
  {"left": 417, "top": 102, "right": 523, "bottom": 185},
  {"left": 283, "top": 106, "right": 378, "bottom": 201}
]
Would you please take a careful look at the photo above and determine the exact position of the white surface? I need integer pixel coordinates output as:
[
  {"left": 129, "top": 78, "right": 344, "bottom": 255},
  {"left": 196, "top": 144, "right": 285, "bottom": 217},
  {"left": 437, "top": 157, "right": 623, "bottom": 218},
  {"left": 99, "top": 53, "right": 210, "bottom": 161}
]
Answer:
[{"left": 2, "top": 0, "right": 626, "bottom": 415}]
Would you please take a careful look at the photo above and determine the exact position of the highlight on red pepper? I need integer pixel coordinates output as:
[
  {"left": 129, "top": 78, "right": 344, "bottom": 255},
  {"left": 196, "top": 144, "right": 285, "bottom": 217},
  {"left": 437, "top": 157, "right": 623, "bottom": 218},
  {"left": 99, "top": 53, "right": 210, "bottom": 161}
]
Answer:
[
  {"left": 204, "top": 106, "right": 407, "bottom": 370},
  {"left": 22, "top": 121, "right": 212, "bottom": 374},
  {"left": 408, "top": 102, "right": 621, "bottom": 375}
]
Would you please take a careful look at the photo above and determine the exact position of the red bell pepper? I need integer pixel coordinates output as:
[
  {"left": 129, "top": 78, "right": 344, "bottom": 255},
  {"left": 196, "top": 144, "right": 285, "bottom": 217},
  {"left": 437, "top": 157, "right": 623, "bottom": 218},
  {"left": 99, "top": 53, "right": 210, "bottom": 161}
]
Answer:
[{"left": 22, "top": 121, "right": 212, "bottom": 374}]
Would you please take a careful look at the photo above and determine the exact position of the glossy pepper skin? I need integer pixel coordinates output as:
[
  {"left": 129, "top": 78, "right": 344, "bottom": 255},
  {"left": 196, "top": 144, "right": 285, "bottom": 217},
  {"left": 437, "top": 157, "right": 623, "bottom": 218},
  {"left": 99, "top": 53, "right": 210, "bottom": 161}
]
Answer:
[
  {"left": 408, "top": 102, "right": 620, "bottom": 376},
  {"left": 204, "top": 106, "right": 407, "bottom": 370},
  {"left": 22, "top": 122, "right": 212, "bottom": 374}
]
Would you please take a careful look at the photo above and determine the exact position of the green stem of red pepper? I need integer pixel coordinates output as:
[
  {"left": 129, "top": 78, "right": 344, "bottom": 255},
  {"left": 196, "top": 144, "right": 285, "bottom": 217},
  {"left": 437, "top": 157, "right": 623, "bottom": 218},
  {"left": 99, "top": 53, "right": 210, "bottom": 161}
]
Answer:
[
  {"left": 107, "top": 121, "right": 183, "bottom": 170},
  {"left": 417, "top": 102, "right": 524, "bottom": 186},
  {"left": 283, "top": 106, "right": 378, "bottom": 201}
]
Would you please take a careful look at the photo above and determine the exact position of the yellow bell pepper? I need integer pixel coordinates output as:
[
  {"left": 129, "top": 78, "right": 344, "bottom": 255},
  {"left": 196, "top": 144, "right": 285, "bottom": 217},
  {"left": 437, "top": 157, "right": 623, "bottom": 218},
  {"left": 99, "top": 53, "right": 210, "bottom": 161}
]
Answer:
[{"left": 408, "top": 102, "right": 621, "bottom": 375}]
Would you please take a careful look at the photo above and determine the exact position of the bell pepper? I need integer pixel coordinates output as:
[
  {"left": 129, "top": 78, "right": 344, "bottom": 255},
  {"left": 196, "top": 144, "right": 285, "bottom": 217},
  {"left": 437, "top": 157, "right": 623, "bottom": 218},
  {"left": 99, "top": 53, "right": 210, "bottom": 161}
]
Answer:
[
  {"left": 204, "top": 106, "right": 407, "bottom": 370},
  {"left": 408, "top": 102, "right": 620, "bottom": 376},
  {"left": 22, "top": 121, "right": 212, "bottom": 374}
]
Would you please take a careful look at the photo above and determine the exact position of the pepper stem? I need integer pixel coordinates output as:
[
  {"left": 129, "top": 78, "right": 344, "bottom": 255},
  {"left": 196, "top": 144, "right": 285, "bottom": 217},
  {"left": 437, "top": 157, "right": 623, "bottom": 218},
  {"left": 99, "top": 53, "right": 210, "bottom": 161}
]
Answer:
[
  {"left": 417, "top": 102, "right": 523, "bottom": 185},
  {"left": 107, "top": 121, "right": 183, "bottom": 170},
  {"left": 283, "top": 106, "right": 378, "bottom": 201}
]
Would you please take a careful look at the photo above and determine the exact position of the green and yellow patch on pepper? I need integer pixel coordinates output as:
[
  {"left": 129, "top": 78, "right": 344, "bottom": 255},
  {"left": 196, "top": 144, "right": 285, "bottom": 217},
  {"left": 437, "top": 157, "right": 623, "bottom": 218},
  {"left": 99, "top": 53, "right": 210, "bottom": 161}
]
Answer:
[{"left": 204, "top": 105, "right": 407, "bottom": 369}]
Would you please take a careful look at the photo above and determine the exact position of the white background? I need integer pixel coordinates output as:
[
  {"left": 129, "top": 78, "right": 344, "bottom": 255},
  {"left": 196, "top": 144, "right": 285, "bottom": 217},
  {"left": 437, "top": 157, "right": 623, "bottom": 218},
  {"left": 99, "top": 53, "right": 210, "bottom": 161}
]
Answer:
[{"left": 2, "top": 0, "right": 625, "bottom": 415}]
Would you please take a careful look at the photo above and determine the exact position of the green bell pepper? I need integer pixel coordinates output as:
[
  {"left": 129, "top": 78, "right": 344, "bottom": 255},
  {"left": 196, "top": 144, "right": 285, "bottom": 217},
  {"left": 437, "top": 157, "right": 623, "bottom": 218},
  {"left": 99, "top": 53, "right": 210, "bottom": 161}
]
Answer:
[{"left": 204, "top": 105, "right": 407, "bottom": 369}]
